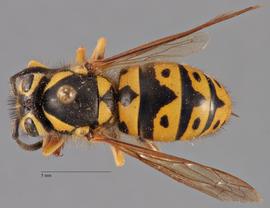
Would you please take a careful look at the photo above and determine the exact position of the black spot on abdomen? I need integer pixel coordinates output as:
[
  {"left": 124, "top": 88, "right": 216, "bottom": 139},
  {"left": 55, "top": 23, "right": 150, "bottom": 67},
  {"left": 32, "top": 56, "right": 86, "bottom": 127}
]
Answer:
[
  {"left": 192, "top": 72, "right": 201, "bottom": 82},
  {"left": 160, "top": 115, "right": 169, "bottom": 128},
  {"left": 161, "top": 68, "right": 170, "bottom": 78},
  {"left": 192, "top": 117, "right": 200, "bottom": 130}
]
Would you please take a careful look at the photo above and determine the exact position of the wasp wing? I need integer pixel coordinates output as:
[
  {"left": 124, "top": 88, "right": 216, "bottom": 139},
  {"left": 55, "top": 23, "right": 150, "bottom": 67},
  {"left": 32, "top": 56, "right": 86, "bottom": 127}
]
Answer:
[
  {"left": 102, "top": 32, "right": 208, "bottom": 70},
  {"left": 97, "top": 136, "right": 261, "bottom": 202},
  {"left": 93, "top": 5, "right": 259, "bottom": 72}
]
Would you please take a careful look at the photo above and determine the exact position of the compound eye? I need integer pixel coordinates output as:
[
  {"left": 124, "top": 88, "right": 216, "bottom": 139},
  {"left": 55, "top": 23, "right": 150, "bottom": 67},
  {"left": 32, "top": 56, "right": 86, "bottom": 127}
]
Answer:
[
  {"left": 21, "top": 74, "right": 34, "bottom": 92},
  {"left": 16, "top": 74, "right": 35, "bottom": 95},
  {"left": 24, "top": 117, "right": 39, "bottom": 137},
  {"left": 57, "top": 85, "right": 77, "bottom": 104}
]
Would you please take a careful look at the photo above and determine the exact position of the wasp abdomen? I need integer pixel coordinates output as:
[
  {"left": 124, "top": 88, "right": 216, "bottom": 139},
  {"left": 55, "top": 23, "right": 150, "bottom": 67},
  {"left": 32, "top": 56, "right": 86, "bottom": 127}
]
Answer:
[{"left": 118, "top": 63, "right": 232, "bottom": 141}]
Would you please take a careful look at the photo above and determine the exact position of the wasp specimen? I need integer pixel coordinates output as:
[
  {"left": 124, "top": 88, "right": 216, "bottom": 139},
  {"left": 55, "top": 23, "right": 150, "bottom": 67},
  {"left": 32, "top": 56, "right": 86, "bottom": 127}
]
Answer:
[{"left": 9, "top": 5, "right": 261, "bottom": 202}]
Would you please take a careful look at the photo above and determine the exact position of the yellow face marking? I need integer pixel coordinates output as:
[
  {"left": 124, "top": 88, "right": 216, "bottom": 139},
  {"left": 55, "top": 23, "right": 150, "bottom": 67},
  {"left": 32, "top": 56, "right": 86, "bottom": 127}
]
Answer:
[
  {"left": 27, "top": 60, "right": 48, "bottom": 68},
  {"left": 98, "top": 101, "right": 113, "bottom": 125},
  {"left": 97, "top": 76, "right": 112, "bottom": 97},
  {"left": 153, "top": 63, "right": 181, "bottom": 141},
  {"left": 20, "top": 113, "right": 47, "bottom": 136},
  {"left": 45, "top": 71, "right": 73, "bottom": 91},
  {"left": 118, "top": 66, "right": 140, "bottom": 135},
  {"left": 18, "top": 73, "right": 44, "bottom": 97},
  {"left": 181, "top": 65, "right": 211, "bottom": 140},
  {"left": 44, "top": 111, "right": 75, "bottom": 132},
  {"left": 74, "top": 126, "right": 90, "bottom": 137}
]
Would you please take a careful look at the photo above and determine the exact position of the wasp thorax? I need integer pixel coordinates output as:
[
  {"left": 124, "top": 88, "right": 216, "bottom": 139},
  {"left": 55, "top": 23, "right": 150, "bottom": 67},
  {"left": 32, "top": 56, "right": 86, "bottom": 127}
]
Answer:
[{"left": 57, "top": 85, "right": 77, "bottom": 104}]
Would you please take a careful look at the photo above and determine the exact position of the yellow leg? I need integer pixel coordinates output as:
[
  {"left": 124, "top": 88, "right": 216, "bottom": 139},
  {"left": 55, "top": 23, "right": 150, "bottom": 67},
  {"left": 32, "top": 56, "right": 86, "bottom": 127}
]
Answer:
[
  {"left": 42, "top": 134, "right": 65, "bottom": 157},
  {"left": 27, "top": 60, "right": 48, "bottom": 68},
  {"left": 111, "top": 146, "right": 125, "bottom": 167},
  {"left": 89, "top": 37, "right": 107, "bottom": 62},
  {"left": 75, "top": 47, "right": 87, "bottom": 64},
  {"left": 71, "top": 47, "right": 89, "bottom": 75}
]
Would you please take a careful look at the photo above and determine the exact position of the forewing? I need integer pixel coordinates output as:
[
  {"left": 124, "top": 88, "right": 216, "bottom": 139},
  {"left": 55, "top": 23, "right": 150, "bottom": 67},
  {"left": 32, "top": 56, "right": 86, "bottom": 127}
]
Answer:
[
  {"left": 93, "top": 5, "right": 259, "bottom": 72},
  {"left": 98, "top": 137, "right": 261, "bottom": 202},
  {"left": 103, "top": 32, "right": 208, "bottom": 70}
]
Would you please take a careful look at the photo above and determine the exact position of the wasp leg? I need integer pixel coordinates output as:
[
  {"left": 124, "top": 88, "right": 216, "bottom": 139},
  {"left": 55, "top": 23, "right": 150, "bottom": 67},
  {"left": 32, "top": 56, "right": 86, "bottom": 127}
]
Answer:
[
  {"left": 27, "top": 60, "right": 48, "bottom": 68},
  {"left": 139, "top": 137, "right": 160, "bottom": 151},
  {"left": 42, "top": 134, "right": 65, "bottom": 157},
  {"left": 89, "top": 37, "right": 107, "bottom": 62},
  {"left": 83, "top": 37, "right": 107, "bottom": 74},
  {"left": 110, "top": 146, "right": 125, "bottom": 167},
  {"left": 71, "top": 47, "right": 89, "bottom": 75},
  {"left": 91, "top": 128, "right": 125, "bottom": 167},
  {"left": 75, "top": 47, "right": 87, "bottom": 64}
]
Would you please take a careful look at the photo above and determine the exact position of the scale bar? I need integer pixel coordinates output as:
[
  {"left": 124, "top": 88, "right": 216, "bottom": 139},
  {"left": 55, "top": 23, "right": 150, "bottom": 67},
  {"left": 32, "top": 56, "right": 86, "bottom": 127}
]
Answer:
[{"left": 41, "top": 170, "right": 112, "bottom": 173}]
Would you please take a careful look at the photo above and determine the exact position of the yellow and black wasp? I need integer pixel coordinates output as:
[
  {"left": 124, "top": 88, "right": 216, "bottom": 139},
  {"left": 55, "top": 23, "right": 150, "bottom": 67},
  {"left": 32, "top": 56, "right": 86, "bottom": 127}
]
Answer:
[{"left": 9, "top": 5, "right": 261, "bottom": 202}]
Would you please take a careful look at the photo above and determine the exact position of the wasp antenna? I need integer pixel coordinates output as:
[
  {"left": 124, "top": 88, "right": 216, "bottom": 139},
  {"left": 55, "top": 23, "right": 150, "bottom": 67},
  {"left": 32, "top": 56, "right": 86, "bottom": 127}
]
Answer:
[
  {"left": 232, "top": 112, "right": 240, "bottom": 118},
  {"left": 15, "top": 138, "right": 43, "bottom": 151}
]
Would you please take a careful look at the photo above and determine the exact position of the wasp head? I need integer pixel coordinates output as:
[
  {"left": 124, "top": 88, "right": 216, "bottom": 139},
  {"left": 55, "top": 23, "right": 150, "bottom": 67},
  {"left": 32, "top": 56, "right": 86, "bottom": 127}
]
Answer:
[{"left": 9, "top": 67, "right": 52, "bottom": 146}]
